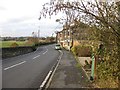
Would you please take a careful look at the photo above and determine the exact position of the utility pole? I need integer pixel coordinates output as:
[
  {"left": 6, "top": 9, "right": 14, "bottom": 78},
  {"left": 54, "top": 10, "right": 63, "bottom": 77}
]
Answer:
[
  {"left": 38, "top": 30, "right": 40, "bottom": 38},
  {"left": 55, "top": 31, "right": 58, "bottom": 43},
  {"left": 38, "top": 26, "right": 40, "bottom": 41}
]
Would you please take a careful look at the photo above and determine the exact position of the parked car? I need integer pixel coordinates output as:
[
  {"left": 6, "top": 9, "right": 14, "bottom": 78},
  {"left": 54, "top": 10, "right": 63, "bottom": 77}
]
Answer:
[{"left": 55, "top": 44, "right": 61, "bottom": 50}]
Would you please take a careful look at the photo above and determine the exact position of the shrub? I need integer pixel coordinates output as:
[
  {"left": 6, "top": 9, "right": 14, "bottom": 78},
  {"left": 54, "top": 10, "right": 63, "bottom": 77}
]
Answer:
[
  {"left": 25, "top": 41, "right": 35, "bottom": 46},
  {"left": 71, "top": 45, "right": 92, "bottom": 57},
  {"left": 10, "top": 42, "right": 19, "bottom": 47},
  {"left": 27, "top": 37, "right": 39, "bottom": 44}
]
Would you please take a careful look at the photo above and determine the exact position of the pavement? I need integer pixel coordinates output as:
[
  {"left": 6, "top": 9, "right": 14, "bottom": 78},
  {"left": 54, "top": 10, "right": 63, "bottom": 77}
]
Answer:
[{"left": 49, "top": 49, "right": 93, "bottom": 89}]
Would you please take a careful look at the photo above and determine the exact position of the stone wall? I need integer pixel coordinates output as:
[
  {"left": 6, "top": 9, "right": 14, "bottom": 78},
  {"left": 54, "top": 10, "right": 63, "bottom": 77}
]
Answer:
[{"left": 2, "top": 46, "right": 36, "bottom": 59}]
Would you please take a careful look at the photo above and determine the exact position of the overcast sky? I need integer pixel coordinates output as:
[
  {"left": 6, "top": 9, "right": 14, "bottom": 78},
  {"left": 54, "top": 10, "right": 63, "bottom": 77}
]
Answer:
[
  {"left": 1, "top": 0, "right": 118, "bottom": 37},
  {"left": 0, "top": 0, "right": 63, "bottom": 37}
]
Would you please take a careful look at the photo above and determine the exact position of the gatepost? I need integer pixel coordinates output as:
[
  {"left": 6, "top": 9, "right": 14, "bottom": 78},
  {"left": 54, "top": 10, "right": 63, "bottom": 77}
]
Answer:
[{"left": 90, "top": 53, "right": 95, "bottom": 81}]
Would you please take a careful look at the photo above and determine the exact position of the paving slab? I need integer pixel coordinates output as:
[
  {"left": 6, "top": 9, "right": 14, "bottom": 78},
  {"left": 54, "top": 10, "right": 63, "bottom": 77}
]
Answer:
[{"left": 49, "top": 50, "right": 93, "bottom": 89}]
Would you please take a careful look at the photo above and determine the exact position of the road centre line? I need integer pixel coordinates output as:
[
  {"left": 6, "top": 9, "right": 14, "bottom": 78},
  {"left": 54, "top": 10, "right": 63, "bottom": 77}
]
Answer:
[
  {"left": 4, "top": 61, "right": 26, "bottom": 70},
  {"left": 33, "top": 55, "right": 41, "bottom": 59},
  {"left": 33, "top": 47, "right": 48, "bottom": 59},
  {"left": 43, "top": 49, "right": 48, "bottom": 55}
]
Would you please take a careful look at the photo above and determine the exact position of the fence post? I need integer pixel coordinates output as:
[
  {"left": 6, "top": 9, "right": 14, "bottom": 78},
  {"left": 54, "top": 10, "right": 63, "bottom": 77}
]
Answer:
[{"left": 90, "top": 53, "right": 95, "bottom": 81}]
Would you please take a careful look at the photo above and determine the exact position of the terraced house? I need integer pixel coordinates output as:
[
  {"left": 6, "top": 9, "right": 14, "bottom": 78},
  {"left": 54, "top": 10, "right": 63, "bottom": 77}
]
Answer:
[
  {"left": 57, "top": 23, "right": 73, "bottom": 50},
  {"left": 56, "top": 20, "right": 93, "bottom": 50}
]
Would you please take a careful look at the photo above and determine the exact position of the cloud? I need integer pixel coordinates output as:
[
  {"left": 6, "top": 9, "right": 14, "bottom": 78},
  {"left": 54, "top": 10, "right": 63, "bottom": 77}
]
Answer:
[
  {"left": 1, "top": 16, "right": 62, "bottom": 37},
  {"left": 0, "top": 6, "right": 6, "bottom": 10},
  {"left": 8, "top": 17, "right": 33, "bottom": 24},
  {"left": 0, "top": 0, "right": 63, "bottom": 37}
]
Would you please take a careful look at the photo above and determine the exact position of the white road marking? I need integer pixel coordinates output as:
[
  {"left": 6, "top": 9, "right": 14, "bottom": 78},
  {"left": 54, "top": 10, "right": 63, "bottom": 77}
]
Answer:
[
  {"left": 34, "top": 47, "right": 39, "bottom": 53},
  {"left": 39, "top": 50, "right": 63, "bottom": 89},
  {"left": 4, "top": 61, "right": 26, "bottom": 70},
  {"left": 33, "top": 55, "right": 41, "bottom": 59},
  {"left": 40, "top": 70, "right": 52, "bottom": 89},
  {"left": 43, "top": 49, "right": 48, "bottom": 55}
]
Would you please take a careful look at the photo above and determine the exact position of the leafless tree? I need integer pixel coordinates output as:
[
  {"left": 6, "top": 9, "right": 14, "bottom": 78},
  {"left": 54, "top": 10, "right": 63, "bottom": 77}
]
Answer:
[{"left": 39, "top": 0, "right": 120, "bottom": 87}]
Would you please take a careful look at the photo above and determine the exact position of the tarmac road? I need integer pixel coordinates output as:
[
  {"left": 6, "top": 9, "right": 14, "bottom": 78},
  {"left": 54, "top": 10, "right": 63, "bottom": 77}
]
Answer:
[{"left": 2, "top": 44, "right": 60, "bottom": 88}]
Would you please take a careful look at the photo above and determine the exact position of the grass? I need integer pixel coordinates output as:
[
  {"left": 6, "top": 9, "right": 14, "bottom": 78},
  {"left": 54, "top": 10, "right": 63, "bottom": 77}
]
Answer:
[{"left": 0, "top": 41, "right": 33, "bottom": 48}]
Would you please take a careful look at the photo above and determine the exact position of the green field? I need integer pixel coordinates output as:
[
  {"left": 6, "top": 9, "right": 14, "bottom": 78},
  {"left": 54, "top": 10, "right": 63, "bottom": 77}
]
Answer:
[{"left": 0, "top": 41, "right": 34, "bottom": 48}]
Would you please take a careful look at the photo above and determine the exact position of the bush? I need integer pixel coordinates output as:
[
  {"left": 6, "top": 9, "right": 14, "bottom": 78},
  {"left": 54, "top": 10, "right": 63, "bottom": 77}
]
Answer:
[
  {"left": 10, "top": 42, "right": 19, "bottom": 47},
  {"left": 25, "top": 41, "right": 35, "bottom": 46},
  {"left": 71, "top": 45, "right": 92, "bottom": 57},
  {"left": 95, "top": 46, "right": 119, "bottom": 88}
]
